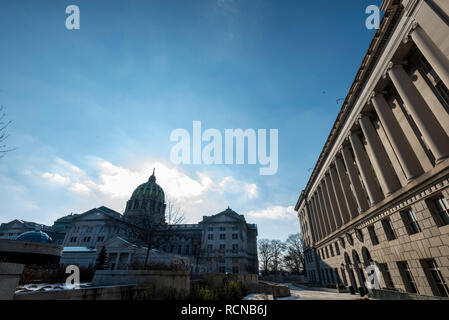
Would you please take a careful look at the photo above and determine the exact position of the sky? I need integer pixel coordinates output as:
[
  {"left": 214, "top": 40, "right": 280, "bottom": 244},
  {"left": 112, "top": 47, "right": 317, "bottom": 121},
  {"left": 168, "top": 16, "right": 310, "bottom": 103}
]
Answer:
[{"left": 0, "top": 0, "right": 382, "bottom": 241}]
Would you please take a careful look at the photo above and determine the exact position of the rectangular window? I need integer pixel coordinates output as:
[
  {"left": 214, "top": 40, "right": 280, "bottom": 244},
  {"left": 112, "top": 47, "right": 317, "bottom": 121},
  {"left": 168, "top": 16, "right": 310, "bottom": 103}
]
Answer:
[
  {"left": 421, "top": 259, "right": 449, "bottom": 297},
  {"left": 219, "top": 244, "right": 226, "bottom": 250},
  {"left": 401, "top": 209, "right": 421, "bottom": 235},
  {"left": 430, "top": 196, "right": 449, "bottom": 226},
  {"left": 379, "top": 263, "right": 394, "bottom": 289},
  {"left": 219, "top": 234, "right": 226, "bottom": 240},
  {"left": 232, "top": 233, "right": 238, "bottom": 240},
  {"left": 329, "top": 245, "right": 334, "bottom": 257},
  {"left": 334, "top": 242, "right": 340, "bottom": 255},
  {"left": 232, "top": 266, "right": 239, "bottom": 274},
  {"left": 382, "top": 218, "right": 397, "bottom": 241},
  {"left": 220, "top": 227, "right": 226, "bottom": 231},
  {"left": 178, "top": 245, "right": 182, "bottom": 254},
  {"left": 232, "top": 244, "right": 238, "bottom": 252},
  {"left": 219, "top": 266, "right": 226, "bottom": 273},
  {"left": 207, "top": 244, "right": 213, "bottom": 251},
  {"left": 368, "top": 226, "right": 380, "bottom": 245},
  {"left": 208, "top": 234, "right": 213, "bottom": 240},
  {"left": 185, "top": 245, "right": 189, "bottom": 255},
  {"left": 397, "top": 261, "right": 418, "bottom": 293}
]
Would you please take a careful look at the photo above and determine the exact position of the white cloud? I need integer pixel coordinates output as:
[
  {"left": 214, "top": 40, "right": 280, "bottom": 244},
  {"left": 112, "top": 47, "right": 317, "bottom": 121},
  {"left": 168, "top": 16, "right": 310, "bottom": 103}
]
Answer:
[
  {"left": 37, "top": 157, "right": 259, "bottom": 222},
  {"left": 69, "top": 183, "right": 90, "bottom": 195},
  {"left": 41, "top": 172, "right": 71, "bottom": 185},
  {"left": 217, "top": 176, "right": 258, "bottom": 199},
  {"left": 246, "top": 205, "right": 296, "bottom": 221}
]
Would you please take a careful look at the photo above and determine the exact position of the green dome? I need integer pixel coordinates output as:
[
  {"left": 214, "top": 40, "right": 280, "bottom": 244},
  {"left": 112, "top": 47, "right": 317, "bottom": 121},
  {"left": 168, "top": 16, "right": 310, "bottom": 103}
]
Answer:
[{"left": 131, "top": 170, "right": 165, "bottom": 201}]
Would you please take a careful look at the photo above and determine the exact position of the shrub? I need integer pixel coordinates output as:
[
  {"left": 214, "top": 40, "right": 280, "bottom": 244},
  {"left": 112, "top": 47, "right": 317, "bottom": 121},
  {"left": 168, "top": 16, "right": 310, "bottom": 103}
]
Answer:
[{"left": 189, "top": 279, "right": 247, "bottom": 300}]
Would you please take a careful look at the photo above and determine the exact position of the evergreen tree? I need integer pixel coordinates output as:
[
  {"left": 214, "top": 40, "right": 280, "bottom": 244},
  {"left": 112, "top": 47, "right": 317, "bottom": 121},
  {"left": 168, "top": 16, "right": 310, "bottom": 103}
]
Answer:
[{"left": 95, "top": 246, "right": 107, "bottom": 270}]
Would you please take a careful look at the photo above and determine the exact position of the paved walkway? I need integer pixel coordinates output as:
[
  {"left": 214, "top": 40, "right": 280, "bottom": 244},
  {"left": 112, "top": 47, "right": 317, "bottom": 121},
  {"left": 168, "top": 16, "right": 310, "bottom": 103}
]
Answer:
[{"left": 277, "top": 283, "right": 364, "bottom": 300}]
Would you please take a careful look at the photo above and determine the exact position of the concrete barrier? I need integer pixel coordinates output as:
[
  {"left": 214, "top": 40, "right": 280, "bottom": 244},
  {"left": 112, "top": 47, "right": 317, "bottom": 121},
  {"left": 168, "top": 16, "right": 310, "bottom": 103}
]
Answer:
[
  {"left": 13, "top": 284, "right": 154, "bottom": 300},
  {"left": 92, "top": 269, "right": 190, "bottom": 299},
  {"left": 253, "top": 281, "right": 291, "bottom": 298},
  {"left": 0, "top": 263, "right": 24, "bottom": 300}
]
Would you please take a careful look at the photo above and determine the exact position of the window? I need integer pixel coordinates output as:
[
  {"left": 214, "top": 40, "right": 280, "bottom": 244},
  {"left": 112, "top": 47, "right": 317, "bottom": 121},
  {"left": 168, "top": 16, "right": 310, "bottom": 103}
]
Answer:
[
  {"left": 208, "top": 227, "right": 214, "bottom": 231},
  {"left": 430, "top": 196, "right": 449, "bottom": 226},
  {"left": 329, "top": 245, "right": 334, "bottom": 257},
  {"left": 232, "top": 233, "right": 238, "bottom": 240},
  {"left": 83, "top": 236, "right": 91, "bottom": 242},
  {"left": 178, "top": 245, "right": 182, "bottom": 254},
  {"left": 232, "top": 226, "right": 238, "bottom": 231},
  {"left": 170, "top": 245, "right": 174, "bottom": 253},
  {"left": 207, "top": 234, "right": 213, "bottom": 240},
  {"left": 368, "top": 226, "right": 379, "bottom": 245},
  {"left": 379, "top": 263, "right": 394, "bottom": 289},
  {"left": 397, "top": 261, "right": 418, "bottom": 293},
  {"left": 207, "top": 244, "right": 213, "bottom": 251},
  {"left": 421, "top": 259, "right": 449, "bottom": 297},
  {"left": 219, "top": 266, "right": 226, "bottom": 273},
  {"left": 401, "top": 209, "right": 421, "bottom": 235},
  {"left": 97, "top": 236, "right": 105, "bottom": 242},
  {"left": 325, "top": 247, "right": 329, "bottom": 259},
  {"left": 382, "top": 218, "right": 397, "bottom": 241},
  {"left": 220, "top": 227, "right": 226, "bottom": 231},
  {"left": 232, "top": 244, "right": 238, "bottom": 252},
  {"left": 345, "top": 233, "right": 354, "bottom": 246},
  {"left": 219, "top": 234, "right": 226, "bottom": 240},
  {"left": 232, "top": 266, "right": 239, "bottom": 274},
  {"left": 219, "top": 244, "right": 226, "bottom": 250},
  {"left": 70, "top": 237, "right": 77, "bottom": 243}
]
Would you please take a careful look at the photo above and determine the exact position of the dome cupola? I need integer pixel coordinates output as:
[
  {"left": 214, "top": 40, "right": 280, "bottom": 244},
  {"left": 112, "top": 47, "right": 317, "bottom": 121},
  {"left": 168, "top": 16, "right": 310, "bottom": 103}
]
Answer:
[
  {"left": 124, "top": 169, "right": 166, "bottom": 223},
  {"left": 16, "top": 231, "right": 53, "bottom": 243}
]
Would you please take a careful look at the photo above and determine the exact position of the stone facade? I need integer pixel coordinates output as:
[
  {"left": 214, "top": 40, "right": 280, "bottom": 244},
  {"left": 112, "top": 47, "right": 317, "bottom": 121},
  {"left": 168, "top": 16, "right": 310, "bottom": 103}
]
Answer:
[
  {"left": 61, "top": 172, "right": 258, "bottom": 274},
  {"left": 295, "top": 0, "right": 449, "bottom": 298}
]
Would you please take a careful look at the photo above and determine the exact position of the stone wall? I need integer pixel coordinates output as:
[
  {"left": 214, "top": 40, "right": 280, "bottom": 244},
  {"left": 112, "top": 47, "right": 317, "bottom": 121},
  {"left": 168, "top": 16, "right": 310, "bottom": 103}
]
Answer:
[
  {"left": 0, "top": 263, "right": 24, "bottom": 300},
  {"left": 91, "top": 269, "right": 190, "bottom": 299},
  {"left": 368, "top": 288, "right": 449, "bottom": 300}
]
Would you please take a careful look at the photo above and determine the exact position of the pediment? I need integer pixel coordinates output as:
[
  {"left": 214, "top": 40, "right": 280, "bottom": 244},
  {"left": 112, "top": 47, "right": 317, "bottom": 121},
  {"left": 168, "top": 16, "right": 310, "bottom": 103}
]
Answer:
[
  {"left": 100, "top": 236, "right": 140, "bottom": 250},
  {"left": 72, "top": 208, "right": 120, "bottom": 223},
  {"left": 203, "top": 212, "right": 243, "bottom": 224}
]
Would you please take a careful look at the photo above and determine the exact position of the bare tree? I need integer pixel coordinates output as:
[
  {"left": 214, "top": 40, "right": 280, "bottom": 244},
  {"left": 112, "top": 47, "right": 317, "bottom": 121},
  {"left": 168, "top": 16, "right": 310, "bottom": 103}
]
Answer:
[
  {"left": 0, "top": 106, "right": 14, "bottom": 158},
  {"left": 282, "top": 233, "right": 305, "bottom": 275},
  {"left": 258, "top": 239, "right": 273, "bottom": 275},
  {"left": 124, "top": 199, "right": 185, "bottom": 269},
  {"left": 269, "top": 239, "right": 286, "bottom": 274}
]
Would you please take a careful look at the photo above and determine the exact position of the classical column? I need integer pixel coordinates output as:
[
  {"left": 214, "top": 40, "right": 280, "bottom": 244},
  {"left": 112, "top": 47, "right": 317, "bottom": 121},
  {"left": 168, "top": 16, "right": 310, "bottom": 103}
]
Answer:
[
  {"left": 314, "top": 191, "right": 329, "bottom": 236},
  {"left": 341, "top": 144, "right": 370, "bottom": 212},
  {"left": 371, "top": 93, "right": 423, "bottom": 180},
  {"left": 304, "top": 206, "right": 316, "bottom": 244},
  {"left": 310, "top": 197, "right": 323, "bottom": 240},
  {"left": 409, "top": 25, "right": 449, "bottom": 90},
  {"left": 319, "top": 182, "right": 336, "bottom": 232},
  {"left": 388, "top": 64, "right": 449, "bottom": 163},
  {"left": 349, "top": 131, "right": 384, "bottom": 204},
  {"left": 334, "top": 155, "right": 359, "bottom": 219},
  {"left": 329, "top": 165, "right": 351, "bottom": 224},
  {"left": 321, "top": 179, "right": 339, "bottom": 230},
  {"left": 324, "top": 173, "right": 343, "bottom": 228},
  {"left": 359, "top": 114, "right": 401, "bottom": 196}
]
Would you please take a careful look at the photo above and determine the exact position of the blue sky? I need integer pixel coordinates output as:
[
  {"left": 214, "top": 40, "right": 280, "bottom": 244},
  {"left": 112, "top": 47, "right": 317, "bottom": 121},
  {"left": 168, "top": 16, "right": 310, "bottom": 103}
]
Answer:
[{"left": 0, "top": 0, "right": 381, "bottom": 240}]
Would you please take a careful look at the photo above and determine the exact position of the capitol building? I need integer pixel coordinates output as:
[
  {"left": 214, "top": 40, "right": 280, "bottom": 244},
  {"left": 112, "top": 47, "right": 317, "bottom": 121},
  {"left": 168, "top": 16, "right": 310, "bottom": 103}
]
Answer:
[{"left": 0, "top": 171, "right": 258, "bottom": 274}]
